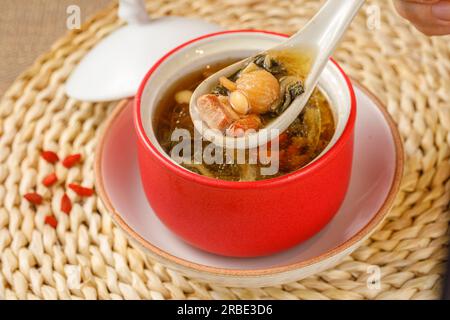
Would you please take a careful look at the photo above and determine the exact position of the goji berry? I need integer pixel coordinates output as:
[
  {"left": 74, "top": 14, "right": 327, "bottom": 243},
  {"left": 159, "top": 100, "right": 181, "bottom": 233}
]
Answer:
[
  {"left": 68, "top": 183, "right": 94, "bottom": 197},
  {"left": 24, "top": 193, "right": 43, "bottom": 205},
  {"left": 61, "top": 194, "right": 72, "bottom": 215},
  {"left": 44, "top": 215, "right": 58, "bottom": 228},
  {"left": 42, "top": 173, "right": 58, "bottom": 187},
  {"left": 41, "top": 151, "right": 59, "bottom": 164},
  {"left": 62, "top": 154, "right": 81, "bottom": 168}
]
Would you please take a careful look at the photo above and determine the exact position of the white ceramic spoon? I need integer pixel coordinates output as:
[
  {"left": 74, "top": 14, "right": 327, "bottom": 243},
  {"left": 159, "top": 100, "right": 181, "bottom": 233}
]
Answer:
[
  {"left": 66, "top": 0, "right": 222, "bottom": 102},
  {"left": 190, "top": 0, "right": 365, "bottom": 149}
]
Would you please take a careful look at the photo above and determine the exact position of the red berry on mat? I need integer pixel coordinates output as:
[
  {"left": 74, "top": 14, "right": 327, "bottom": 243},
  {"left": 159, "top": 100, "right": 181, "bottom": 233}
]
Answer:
[
  {"left": 61, "top": 194, "right": 72, "bottom": 215},
  {"left": 24, "top": 193, "right": 43, "bottom": 205},
  {"left": 44, "top": 215, "right": 58, "bottom": 228},
  {"left": 41, "top": 151, "right": 59, "bottom": 164},
  {"left": 62, "top": 154, "right": 81, "bottom": 168},
  {"left": 42, "top": 173, "right": 58, "bottom": 187},
  {"left": 68, "top": 183, "right": 94, "bottom": 197}
]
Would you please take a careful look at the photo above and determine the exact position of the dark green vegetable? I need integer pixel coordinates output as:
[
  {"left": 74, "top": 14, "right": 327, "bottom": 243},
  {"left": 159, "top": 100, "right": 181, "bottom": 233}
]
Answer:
[
  {"left": 272, "top": 77, "right": 305, "bottom": 115},
  {"left": 211, "top": 85, "right": 228, "bottom": 96},
  {"left": 288, "top": 81, "right": 305, "bottom": 98},
  {"left": 253, "top": 54, "right": 286, "bottom": 75}
]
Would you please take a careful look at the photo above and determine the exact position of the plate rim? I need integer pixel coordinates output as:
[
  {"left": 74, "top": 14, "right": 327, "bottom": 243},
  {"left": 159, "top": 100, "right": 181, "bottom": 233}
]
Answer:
[{"left": 94, "top": 81, "right": 404, "bottom": 277}]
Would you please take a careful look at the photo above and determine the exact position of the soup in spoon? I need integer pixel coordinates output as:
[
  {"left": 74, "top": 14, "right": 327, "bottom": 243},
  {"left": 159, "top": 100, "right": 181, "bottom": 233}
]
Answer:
[{"left": 196, "top": 50, "right": 314, "bottom": 137}]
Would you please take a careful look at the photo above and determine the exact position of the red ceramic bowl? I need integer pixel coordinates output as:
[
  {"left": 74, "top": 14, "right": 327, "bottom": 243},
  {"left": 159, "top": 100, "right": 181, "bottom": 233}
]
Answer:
[{"left": 134, "top": 30, "right": 356, "bottom": 257}]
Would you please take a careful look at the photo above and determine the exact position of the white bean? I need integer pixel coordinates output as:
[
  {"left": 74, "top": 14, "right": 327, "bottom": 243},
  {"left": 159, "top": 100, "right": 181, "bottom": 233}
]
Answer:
[
  {"left": 229, "top": 91, "right": 250, "bottom": 115},
  {"left": 174, "top": 90, "right": 193, "bottom": 104}
]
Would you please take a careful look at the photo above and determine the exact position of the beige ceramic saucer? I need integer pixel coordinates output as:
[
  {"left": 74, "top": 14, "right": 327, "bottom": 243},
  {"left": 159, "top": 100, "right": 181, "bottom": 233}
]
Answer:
[{"left": 94, "top": 82, "right": 403, "bottom": 287}]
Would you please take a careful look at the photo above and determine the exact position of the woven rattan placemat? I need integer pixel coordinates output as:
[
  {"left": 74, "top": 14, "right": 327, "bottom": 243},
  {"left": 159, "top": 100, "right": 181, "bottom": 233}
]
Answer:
[{"left": 0, "top": 0, "right": 449, "bottom": 300}]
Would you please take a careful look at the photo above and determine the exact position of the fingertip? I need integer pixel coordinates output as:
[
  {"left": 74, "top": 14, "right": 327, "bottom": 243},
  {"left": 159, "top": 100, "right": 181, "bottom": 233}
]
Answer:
[
  {"left": 412, "top": 24, "right": 450, "bottom": 36},
  {"left": 393, "top": 0, "right": 411, "bottom": 20},
  {"left": 431, "top": 1, "right": 450, "bottom": 21}
]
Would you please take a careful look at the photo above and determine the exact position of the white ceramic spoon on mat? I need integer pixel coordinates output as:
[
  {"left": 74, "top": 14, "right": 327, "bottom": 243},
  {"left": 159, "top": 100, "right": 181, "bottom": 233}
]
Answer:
[
  {"left": 190, "top": 0, "right": 365, "bottom": 149},
  {"left": 66, "top": 0, "right": 222, "bottom": 102}
]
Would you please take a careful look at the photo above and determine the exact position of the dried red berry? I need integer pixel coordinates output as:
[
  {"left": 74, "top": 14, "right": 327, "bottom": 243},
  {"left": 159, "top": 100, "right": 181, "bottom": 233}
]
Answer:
[
  {"left": 24, "top": 193, "right": 43, "bottom": 205},
  {"left": 61, "top": 194, "right": 72, "bottom": 215},
  {"left": 62, "top": 154, "right": 82, "bottom": 168},
  {"left": 44, "top": 215, "right": 58, "bottom": 228},
  {"left": 42, "top": 173, "right": 58, "bottom": 187},
  {"left": 68, "top": 183, "right": 94, "bottom": 197},
  {"left": 41, "top": 151, "right": 59, "bottom": 164}
]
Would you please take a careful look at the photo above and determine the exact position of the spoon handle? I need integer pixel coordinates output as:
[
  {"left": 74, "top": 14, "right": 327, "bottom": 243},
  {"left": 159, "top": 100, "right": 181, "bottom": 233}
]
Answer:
[
  {"left": 298, "top": 0, "right": 365, "bottom": 88},
  {"left": 266, "top": 0, "right": 365, "bottom": 145},
  {"left": 118, "top": 0, "right": 150, "bottom": 25}
]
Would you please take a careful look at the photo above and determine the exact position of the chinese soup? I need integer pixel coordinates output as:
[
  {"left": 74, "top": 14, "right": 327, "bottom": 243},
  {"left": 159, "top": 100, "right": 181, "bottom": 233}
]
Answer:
[{"left": 154, "top": 58, "right": 335, "bottom": 182}]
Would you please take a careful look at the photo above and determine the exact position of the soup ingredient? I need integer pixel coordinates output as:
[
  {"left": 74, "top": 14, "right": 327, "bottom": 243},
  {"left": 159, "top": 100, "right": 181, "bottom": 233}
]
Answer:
[
  {"left": 227, "top": 114, "right": 262, "bottom": 137},
  {"left": 229, "top": 91, "right": 250, "bottom": 115},
  {"left": 175, "top": 90, "right": 193, "bottom": 105},
  {"left": 184, "top": 163, "right": 214, "bottom": 178},
  {"left": 44, "top": 215, "right": 58, "bottom": 228},
  {"left": 219, "top": 77, "right": 237, "bottom": 91},
  {"left": 24, "top": 192, "right": 43, "bottom": 205},
  {"left": 196, "top": 52, "right": 307, "bottom": 137},
  {"left": 253, "top": 54, "right": 286, "bottom": 75},
  {"left": 61, "top": 193, "right": 72, "bottom": 215},
  {"left": 196, "top": 94, "right": 239, "bottom": 130},
  {"left": 42, "top": 173, "right": 58, "bottom": 187},
  {"left": 272, "top": 76, "right": 305, "bottom": 114},
  {"left": 235, "top": 69, "right": 280, "bottom": 114},
  {"left": 303, "top": 104, "right": 322, "bottom": 151},
  {"left": 41, "top": 150, "right": 59, "bottom": 164},
  {"left": 68, "top": 183, "right": 95, "bottom": 197},
  {"left": 62, "top": 154, "right": 82, "bottom": 168},
  {"left": 240, "top": 62, "right": 260, "bottom": 75}
]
